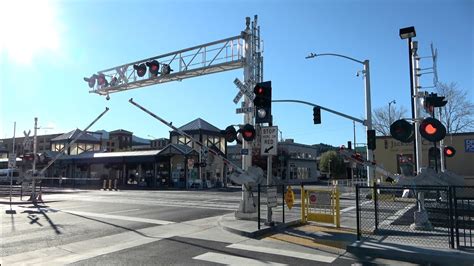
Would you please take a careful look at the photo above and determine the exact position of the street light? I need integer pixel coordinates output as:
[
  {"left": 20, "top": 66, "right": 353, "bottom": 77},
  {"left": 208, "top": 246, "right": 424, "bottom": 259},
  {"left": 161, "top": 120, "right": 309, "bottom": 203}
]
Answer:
[
  {"left": 388, "top": 100, "right": 396, "bottom": 125},
  {"left": 399, "top": 26, "right": 420, "bottom": 174},
  {"left": 306, "top": 52, "right": 374, "bottom": 186}
]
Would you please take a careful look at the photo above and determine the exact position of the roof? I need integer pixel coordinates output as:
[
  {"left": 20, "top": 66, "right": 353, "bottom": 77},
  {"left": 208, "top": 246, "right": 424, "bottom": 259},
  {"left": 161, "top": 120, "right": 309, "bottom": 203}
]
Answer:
[
  {"left": 51, "top": 129, "right": 100, "bottom": 143},
  {"left": 177, "top": 118, "right": 221, "bottom": 133},
  {"left": 158, "top": 143, "right": 199, "bottom": 156},
  {"left": 110, "top": 129, "right": 133, "bottom": 135}
]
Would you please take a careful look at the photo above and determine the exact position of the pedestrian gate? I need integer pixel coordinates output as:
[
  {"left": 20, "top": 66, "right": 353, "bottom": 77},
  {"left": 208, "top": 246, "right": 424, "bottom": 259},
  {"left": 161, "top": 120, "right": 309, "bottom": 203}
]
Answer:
[{"left": 301, "top": 187, "right": 340, "bottom": 227}]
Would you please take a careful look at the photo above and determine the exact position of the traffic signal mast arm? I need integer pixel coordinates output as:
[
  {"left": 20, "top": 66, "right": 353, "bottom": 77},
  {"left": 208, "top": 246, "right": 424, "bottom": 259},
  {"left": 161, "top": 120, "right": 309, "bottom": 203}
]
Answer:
[
  {"left": 88, "top": 35, "right": 245, "bottom": 96},
  {"left": 129, "top": 98, "right": 245, "bottom": 174},
  {"left": 272, "top": 100, "right": 366, "bottom": 125}
]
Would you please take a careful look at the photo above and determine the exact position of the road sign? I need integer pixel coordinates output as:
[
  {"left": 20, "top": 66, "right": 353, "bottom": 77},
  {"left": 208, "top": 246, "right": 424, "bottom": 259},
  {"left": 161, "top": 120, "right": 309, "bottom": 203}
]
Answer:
[
  {"left": 309, "top": 192, "right": 317, "bottom": 206},
  {"left": 267, "top": 187, "right": 277, "bottom": 207},
  {"left": 233, "top": 78, "right": 255, "bottom": 101},
  {"left": 233, "top": 91, "right": 244, "bottom": 104},
  {"left": 261, "top": 126, "right": 278, "bottom": 156},
  {"left": 285, "top": 186, "right": 295, "bottom": 209},
  {"left": 8, "top": 155, "right": 16, "bottom": 168},
  {"left": 235, "top": 107, "right": 254, "bottom": 114}
]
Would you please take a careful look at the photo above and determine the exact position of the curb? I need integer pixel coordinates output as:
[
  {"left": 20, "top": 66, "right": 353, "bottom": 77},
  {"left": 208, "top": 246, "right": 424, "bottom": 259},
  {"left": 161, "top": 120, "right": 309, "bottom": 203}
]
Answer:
[
  {"left": 217, "top": 215, "right": 302, "bottom": 238},
  {"left": 346, "top": 241, "right": 474, "bottom": 265}
]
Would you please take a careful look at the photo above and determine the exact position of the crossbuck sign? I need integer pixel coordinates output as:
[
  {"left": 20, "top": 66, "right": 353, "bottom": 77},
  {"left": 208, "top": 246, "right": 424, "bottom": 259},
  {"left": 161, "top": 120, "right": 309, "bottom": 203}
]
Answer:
[{"left": 260, "top": 126, "right": 278, "bottom": 156}]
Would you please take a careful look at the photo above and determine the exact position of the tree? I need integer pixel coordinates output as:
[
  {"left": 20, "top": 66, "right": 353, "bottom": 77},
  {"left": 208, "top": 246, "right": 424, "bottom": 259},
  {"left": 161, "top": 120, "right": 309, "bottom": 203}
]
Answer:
[
  {"left": 435, "top": 82, "right": 474, "bottom": 133},
  {"left": 319, "top": 151, "right": 345, "bottom": 179},
  {"left": 372, "top": 104, "right": 408, "bottom": 136}
]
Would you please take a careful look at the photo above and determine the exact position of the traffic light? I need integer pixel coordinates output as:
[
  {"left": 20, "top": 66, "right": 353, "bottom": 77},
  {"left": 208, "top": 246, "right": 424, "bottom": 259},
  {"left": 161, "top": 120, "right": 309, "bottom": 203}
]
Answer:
[
  {"left": 444, "top": 146, "right": 456, "bottom": 158},
  {"left": 134, "top": 63, "right": 147, "bottom": 77},
  {"left": 253, "top": 81, "right": 272, "bottom": 124},
  {"left": 223, "top": 126, "right": 237, "bottom": 143},
  {"left": 97, "top": 74, "right": 108, "bottom": 87},
  {"left": 146, "top": 60, "right": 160, "bottom": 76},
  {"left": 83, "top": 74, "right": 98, "bottom": 88},
  {"left": 313, "top": 106, "right": 321, "bottom": 124},
  {"left": 367, "top": 129, "right": 376, "bottom": 150},
  {"left": 240, "top": 124, "right": 256, "bottom": 141},
  {"left": 419, "top": 117, "right": 446, "bottom": 142},
  {"left": 390, "top": 119, "right": 414, "bottom": 143}
]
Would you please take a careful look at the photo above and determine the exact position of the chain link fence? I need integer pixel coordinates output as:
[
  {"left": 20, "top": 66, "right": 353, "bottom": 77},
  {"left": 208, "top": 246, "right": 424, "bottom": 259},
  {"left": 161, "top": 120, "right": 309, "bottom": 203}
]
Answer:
[{"left": 357, "top": 185, "right": 454, "bottom": 248}]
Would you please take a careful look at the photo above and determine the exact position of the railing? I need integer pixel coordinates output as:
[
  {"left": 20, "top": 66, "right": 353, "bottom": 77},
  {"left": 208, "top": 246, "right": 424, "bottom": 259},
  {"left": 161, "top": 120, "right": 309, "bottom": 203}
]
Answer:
[{"left": 356, "top": 185, "right": 474, "bottom": 249}]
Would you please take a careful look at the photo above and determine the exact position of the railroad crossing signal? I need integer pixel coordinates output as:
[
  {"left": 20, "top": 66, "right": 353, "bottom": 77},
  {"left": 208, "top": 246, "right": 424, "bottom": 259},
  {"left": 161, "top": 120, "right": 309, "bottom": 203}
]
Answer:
[
  {"left": 444, "top": 146, "right": 456, "bottom": 158},
  {"left": 419, "top": 117, "right": 446, "bottom": 142},
  {"left": 390, "top": 119, "right": 414, "bottom": 143}
]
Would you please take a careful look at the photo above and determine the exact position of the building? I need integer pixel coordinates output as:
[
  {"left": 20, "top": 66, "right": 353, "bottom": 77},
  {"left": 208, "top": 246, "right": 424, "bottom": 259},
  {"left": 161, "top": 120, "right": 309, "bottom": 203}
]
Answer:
[{"left": 374, "top": 132, "right": 474, "bottom": 181}]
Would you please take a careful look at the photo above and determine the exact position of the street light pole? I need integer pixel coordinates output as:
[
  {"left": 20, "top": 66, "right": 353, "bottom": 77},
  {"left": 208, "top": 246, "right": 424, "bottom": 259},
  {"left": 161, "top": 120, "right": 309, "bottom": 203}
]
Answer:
[
  {"left": 306, "top": 53, "right": 375, "bottom": 186},
  {"left": 400, "top": 26, "right": 419, "bottom": 175},
  {"left": 388, "top": 100, "right": 396, "bottom": 125}
]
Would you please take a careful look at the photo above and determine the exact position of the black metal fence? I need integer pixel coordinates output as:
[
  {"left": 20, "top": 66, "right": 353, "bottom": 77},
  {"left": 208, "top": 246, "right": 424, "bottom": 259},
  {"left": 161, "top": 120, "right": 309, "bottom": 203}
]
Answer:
[{"left": 356, "top": 185, "right": 474, "bottom": 250}]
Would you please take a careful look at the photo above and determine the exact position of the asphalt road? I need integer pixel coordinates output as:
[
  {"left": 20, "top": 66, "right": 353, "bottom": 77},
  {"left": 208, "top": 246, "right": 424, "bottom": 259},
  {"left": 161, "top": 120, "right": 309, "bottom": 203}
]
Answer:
[{"left": 0, "top": 188, "right": 404, "bottom": 265}]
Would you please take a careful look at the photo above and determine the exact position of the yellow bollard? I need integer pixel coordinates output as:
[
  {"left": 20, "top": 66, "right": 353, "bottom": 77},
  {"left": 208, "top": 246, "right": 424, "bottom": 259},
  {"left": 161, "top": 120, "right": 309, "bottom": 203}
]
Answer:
[
  {"left": 300, "top": 185, "right": 306, "bottom": 223},
  {"left": 334, "top": 187, "right": 340, "bottom": 228}
]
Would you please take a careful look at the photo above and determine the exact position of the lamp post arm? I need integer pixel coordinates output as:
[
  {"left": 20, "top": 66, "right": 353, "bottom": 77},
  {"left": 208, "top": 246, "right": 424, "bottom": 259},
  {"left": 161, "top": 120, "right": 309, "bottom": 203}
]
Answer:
[{"left": 306, "top": 53, "right": 365, "bottom": 65}]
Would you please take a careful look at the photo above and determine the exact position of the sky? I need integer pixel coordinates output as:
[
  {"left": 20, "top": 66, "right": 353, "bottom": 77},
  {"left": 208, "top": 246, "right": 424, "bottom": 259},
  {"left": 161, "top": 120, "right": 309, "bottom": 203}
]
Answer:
[{"left": 0, "top": 0, "right": 473, "bottom": 148}]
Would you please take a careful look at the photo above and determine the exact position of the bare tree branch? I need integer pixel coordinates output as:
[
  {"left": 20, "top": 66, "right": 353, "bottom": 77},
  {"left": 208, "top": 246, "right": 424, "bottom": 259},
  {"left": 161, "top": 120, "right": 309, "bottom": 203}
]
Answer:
[
  {"left": 435, "top": 82, "right": 474, "bottom": 134},
  {"left": 372, "top": 104, "right": 408, "bottom": 136}
]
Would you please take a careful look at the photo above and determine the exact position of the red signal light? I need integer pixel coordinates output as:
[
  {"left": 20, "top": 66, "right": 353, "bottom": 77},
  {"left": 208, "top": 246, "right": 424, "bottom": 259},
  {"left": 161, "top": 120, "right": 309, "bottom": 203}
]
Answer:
[
  {"left": 419, "top": 117, "right": 446, "bottom": 142},
  {"left": 425, "top": 124, "right": 437, "bottom": 135},
  {"left": 146, "top": 60, "right": 160, "bottom": 76},
  {"left": 444, "top": 146, "right": 456, "bottom": 157},
  {"left": 83, "top": 74, "right": 98, "bottom": 88},
  {"left": 240, "top": 124, "right": 256, "bottom": 141},
  {"left": 97, "top": 74, "right": 108, "bottom": 87},
  {"left": 134, "top": 63, "right": 147, "bottom": 77}
]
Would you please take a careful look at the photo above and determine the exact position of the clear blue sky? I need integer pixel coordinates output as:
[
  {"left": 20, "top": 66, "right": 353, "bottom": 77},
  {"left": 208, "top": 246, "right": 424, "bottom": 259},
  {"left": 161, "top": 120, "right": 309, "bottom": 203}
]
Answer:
[{"left": 1, "top": 0, "right": 473, "bottom": 147}]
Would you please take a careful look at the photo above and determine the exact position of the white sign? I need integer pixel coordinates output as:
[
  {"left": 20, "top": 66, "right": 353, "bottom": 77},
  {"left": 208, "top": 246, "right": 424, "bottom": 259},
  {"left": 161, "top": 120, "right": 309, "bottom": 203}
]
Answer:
[
  {"left": 233, "top": 78, "right": 255, "bottom": 101},
  {"left": 8, "top": 155, "right": 16, "bottom": 168},
  {"left": 267, "top": 187, "right": 278, "bottom": 207},
  {"left": 235, "top": 107, "right": 254, "bottom": 114},
  {"left": 261, "top": 126, "right": 278, "bottom": 156}
]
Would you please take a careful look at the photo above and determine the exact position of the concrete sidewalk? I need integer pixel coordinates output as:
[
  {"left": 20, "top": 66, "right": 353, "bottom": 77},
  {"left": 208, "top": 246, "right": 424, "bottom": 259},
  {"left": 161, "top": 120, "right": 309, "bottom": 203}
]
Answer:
[{"left": 218, "top": 212, "right": 474, "bottom": 265}]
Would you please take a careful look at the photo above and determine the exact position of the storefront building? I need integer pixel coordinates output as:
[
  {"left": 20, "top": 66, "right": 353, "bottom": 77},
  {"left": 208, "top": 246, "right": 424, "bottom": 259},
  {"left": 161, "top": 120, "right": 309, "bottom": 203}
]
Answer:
[{"left": 374, "top": 132, "right": 474, "bottom": 181}]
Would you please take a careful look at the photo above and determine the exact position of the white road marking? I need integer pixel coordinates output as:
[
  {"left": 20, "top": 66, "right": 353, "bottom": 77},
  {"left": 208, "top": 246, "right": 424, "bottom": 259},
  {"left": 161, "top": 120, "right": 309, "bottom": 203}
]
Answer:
[
  {"left": 106, "top": 208, "right": 141, "bottom": 214},
  {"left": 1, "top": 216, "right": 220, "bottom": 265},
  {"left": 226, "top": 243, "right": 336, "bottom": 263},
  {"left": 59, "top": 209, "right": 175, "bottom": 225},
  {"left": 193, "top": 252, "right": 287, "bottom": 266},
  {"left": 341, "top": 200, "right": 372, "bottom": 213}
]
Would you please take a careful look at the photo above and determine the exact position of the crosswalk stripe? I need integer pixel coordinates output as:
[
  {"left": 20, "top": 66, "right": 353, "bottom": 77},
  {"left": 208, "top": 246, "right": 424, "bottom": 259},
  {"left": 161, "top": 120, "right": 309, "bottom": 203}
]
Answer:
[
  {"left": 193, "top": 252, "right": 287, "bottom": 266},
  {"left": 58, "top": 209, "right": 175, "bottom": 225},
  {"left": 226, "top": 243, "right": 336, "bottom": 263}
]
